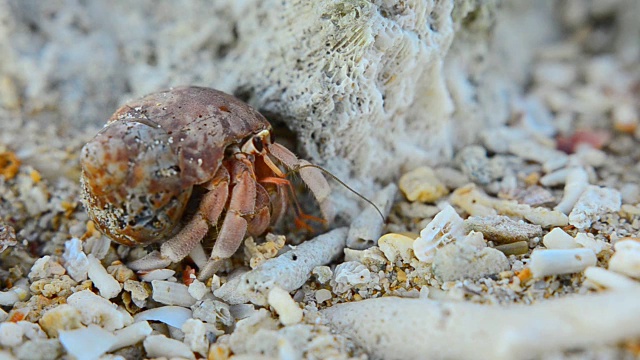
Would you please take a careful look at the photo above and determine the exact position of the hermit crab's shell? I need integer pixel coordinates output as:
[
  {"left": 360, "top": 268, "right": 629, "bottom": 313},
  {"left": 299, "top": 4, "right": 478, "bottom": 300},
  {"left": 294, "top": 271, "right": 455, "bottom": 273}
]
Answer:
[{"left": 80, "top": 86, "right": 271, "bottom": 246}]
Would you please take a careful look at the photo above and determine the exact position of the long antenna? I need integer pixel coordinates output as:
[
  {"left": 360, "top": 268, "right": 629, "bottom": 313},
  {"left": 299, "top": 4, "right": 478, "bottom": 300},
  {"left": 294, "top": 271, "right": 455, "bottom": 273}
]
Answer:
[{"left": 288, "top": 164, "right": 386, "bottom": 222}]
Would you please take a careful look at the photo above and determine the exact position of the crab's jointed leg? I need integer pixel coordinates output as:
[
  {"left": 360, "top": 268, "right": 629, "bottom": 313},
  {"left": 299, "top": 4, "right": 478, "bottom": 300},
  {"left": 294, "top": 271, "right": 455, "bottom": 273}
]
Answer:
[
  {"left": 209, "top": 157, "right": 256, "bottom": 260},
  {"left": 266, "top": 142, "right": 335, "bottom": 223},
  {"left": 160, "top": 166, "right": 230, "bottom": 262}
]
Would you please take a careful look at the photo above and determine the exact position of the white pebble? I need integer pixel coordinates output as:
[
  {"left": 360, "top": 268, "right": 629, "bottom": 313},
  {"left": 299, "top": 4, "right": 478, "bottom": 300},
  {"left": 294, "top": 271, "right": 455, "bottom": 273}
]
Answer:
[
  {"left": 315, "top": 289, "right": 332, "bottom": 303},
  {"left": 584, "top": 267, "right": 639, "bottom": 290},
  {"left": 108, "top": 321, "right": 152, "bottom": 352},
  {"left": 331, "top": 261, "right": 373, "bottom": 294},
  {"left": 413, "top": 205, "right": 464, "bottom": 263},
  {"left": 67, "top": 290, "right": 131, "bottom": 331},
  {"left": 268, "top": 286, "right": 303, "bottom": 326},
  {"left": 59, "top": 325, "right": 116, "bottom": 360},
  {"left": 144, "top": 334, "right": 195, "bottom": 360},
  {"left": 16, "top": 321, "right": 45, "bottom": 341},
  {"left": 62, "top": 237, "right": 89, "bottom": 282},
  {"left": 542, "top": 228, "right": 578, "bottom": 249},
  {"left": 139, "top": 268, "right": 176, "bottom": 282},
  {"left": 134, "top": 306, "right": 192, "bottom": 329},
  {"left": 188, "top": 279, "right": 209, "bottom": 301},
  {"left": 399, "top": 166, "right": 448, "bottom": 202},
  {"left": 569, "top": 186, "right": 621, "bottom": 230},
  {"left": 0, "top": 279, "right": 29, "bottom": 306},
  {"left": 28, "top": 256, "right": 66, "bottom": 281},
  {"left": 609, "top": 240, "right": 640, "bottom": 279},
  {"left": 574, "top": 233, "right": 606, "bottom": 254},
  {"left": 0, "top": 322, "right": 23, "bottom": 347},
  {"left": 530, "top": 248, "right": 597, "bottom": 278},
  {"left": 152, "top": 280, "right": 196, "bottom": 307},
  {"left": 378, "top": 233, "right": 415, "bottom": 264},
  {"left": 311, "top": 266, "right": 333, "bottom": 284},
  {"left": 87, "top": 255, "right": 122, "bottom": 299},
  {"left": 182, "top": 319, "right": 209, "bottom": 355}
]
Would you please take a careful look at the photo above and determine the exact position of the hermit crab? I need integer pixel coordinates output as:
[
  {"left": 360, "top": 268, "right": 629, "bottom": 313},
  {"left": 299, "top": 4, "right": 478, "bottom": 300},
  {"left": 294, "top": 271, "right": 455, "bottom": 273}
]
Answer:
[{"left": 80, "top": 86, "right": 333, "bottom": 276}]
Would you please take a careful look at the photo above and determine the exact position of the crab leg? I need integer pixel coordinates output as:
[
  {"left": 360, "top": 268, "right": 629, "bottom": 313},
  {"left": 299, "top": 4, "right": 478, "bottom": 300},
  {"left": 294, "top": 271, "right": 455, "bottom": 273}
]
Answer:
[
  {"left": 247, "top": 183, "right": 271, "bottom": 236},
  {"left": 267, "top": 143, "right": 335, "bottom": 223},
  {"left": 210, "top": 158, "right": 256, "bottom": 260},
  {"left": 160, "top": 166, "right": 230, "bottom": 262}
]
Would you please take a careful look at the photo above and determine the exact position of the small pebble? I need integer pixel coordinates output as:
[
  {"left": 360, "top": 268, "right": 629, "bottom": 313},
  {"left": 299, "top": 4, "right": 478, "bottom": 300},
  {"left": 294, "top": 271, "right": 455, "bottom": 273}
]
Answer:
[
  {"left": 0, "top": 322, "right": 23, "bottom": 347},
  {"left": 315, "top": 289, "right": 332, "bottom": 303},
  {"left": 143, "top": 334, "right": 195, "bottom": 360},
  {"left": 542, "top": 228, "right": 579, "bottom": 249},
  {"left": 267, "top": 286, "right": 303, "bottom": 326},
  {"left": 399, "top": 166, "right": 449, "bottom": 202},
  {"left": 378, "top": 233, "right": 415, "bottom": 263},
  {"left": 609, "top": 239, "right": 640, "bottom": 279}
]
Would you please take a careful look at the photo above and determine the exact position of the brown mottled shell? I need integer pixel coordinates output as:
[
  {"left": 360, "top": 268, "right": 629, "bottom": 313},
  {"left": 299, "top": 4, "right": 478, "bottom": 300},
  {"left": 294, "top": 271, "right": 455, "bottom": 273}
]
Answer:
[{"left": 80, "top": 86, "right": 271, "bottom": 246}]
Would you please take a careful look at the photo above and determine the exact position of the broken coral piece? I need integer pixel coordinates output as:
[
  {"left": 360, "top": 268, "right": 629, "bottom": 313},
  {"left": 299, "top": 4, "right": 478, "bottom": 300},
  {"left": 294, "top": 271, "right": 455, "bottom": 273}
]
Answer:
[
  {"left": 413, "top": 205, "right": 465, "bottom": 263},
  {"left": 432, "top": 231, "right": 509, "bottom": 281},
  {"left": 322, "top": 289, "right": 640, "bottom": 360},
  {"left": 215, "top": 227, "right": 347, "bottom": 305},
  {"left": 568, "top": 185, "right": 621, "bottom": 229},
  {"left": 529, "top": 248, "right": 597, "bottom": 278}
]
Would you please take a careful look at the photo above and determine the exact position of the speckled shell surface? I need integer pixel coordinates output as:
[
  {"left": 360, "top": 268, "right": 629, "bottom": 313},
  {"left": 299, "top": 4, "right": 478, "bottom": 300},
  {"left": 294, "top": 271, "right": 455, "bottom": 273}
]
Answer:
[{"left": 80, "top": 86, "right": 271, "bottom": 246}]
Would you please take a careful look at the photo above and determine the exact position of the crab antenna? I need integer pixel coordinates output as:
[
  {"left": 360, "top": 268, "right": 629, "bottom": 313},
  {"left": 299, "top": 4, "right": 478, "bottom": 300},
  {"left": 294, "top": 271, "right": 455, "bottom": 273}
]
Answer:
[{"left": 287, "top": 164, "right": 386, "bottom": 222}]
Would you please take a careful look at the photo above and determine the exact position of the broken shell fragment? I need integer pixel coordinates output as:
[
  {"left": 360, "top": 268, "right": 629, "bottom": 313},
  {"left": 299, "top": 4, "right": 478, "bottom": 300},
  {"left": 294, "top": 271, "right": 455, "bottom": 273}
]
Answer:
[
  {"left": 413, "top": 205, "right": 465, "bottom": 263},
  {"left": 542, "top": 228, "right": 579, "bottom": 249},
  {"left": 59, "top": 325, "right": 116, "bottom": 360},
  {"left": 151, "top": 280, "right": 197, "bottom": 307},
  {"left": 134, "top": 306, "right": 193, "bottom": 329},
  {"left": 143, "top": 334, "right": 195, "bottom": 360}
]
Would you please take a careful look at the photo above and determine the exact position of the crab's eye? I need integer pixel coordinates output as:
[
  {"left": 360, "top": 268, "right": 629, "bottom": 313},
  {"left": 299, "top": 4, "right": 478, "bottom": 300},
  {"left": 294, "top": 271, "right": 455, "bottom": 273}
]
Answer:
[
  {"left": 269, "top": 131, "right": 275, "bottom": 144},
  {"left": 252, "top": 136, "right": 264, "bottom": 152}
]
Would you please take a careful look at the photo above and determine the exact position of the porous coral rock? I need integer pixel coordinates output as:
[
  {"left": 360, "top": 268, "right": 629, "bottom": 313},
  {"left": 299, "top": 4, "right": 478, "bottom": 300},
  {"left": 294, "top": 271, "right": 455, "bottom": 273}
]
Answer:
[
  {"left": 38, "top": 304, "right": 83, "bottom": 338},
  {"left": 182, "top": 318, "right": 209, "bottom": 356},
  {"left": 191, "top": 299, "right": 233, "bottom": 328},
  {"left": 330, "top": 261, "right": 375, "bottom": 295},
  {"left": 27, "top": 256, "right": 65, "bottom": 281},
  {"left": 431, "top": 231, "right": 509, "bottom": 281},
  {"left": 66, "top": 290, "right": 132, "bottom": 332},
  {"left": 215, "top": 228, "right": 347, "bottom": 305},
  {"left": 464, "top": 215, "right": 543, "bottom": 244},
  {"left": 569, "top": 185, "right": 622, "bottom": 229}
]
